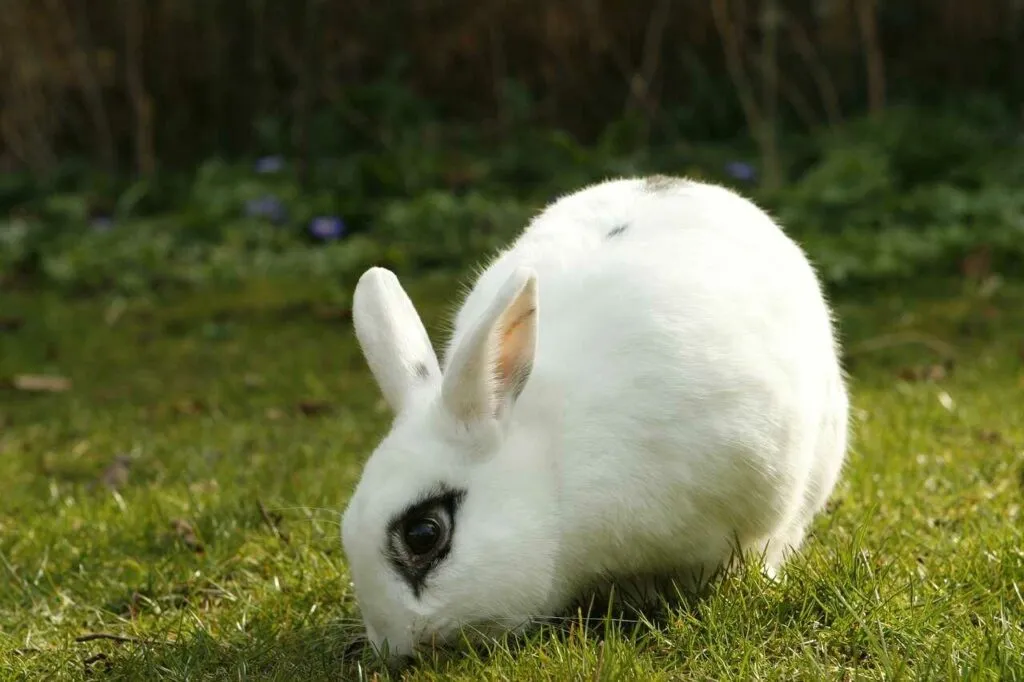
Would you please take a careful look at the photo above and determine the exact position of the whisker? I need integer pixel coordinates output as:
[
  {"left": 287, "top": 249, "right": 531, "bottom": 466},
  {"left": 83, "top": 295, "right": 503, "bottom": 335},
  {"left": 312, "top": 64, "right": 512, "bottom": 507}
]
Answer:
[{"left": 268, "top": 506, "right": 342, "bottom": 517}]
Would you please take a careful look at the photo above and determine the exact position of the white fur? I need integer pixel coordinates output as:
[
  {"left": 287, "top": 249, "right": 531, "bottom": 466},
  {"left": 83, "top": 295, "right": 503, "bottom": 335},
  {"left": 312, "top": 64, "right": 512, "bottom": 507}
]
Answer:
[
  {"left": 352, "top": 268, "right": 441, "bottom": 412},
  {"left": 340, "top": 176, "right": 850, "bottom": 660}
]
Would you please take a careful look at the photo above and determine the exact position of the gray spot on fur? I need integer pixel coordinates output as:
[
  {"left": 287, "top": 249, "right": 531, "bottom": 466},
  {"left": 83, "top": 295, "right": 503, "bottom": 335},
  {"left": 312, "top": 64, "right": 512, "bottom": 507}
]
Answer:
[
  {"left": 414, "top": 362, "right": 431, "bottom": 380},
  {"left": 643, "top": 174, "right": 686, "bottom": 193},
  {"left": 606, "top": 224, "right": 629, "bottom": 239}
]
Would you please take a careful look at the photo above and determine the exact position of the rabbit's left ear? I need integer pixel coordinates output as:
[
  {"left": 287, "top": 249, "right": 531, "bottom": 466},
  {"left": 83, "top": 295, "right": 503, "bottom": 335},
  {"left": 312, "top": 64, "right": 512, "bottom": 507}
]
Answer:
[
  {"left": 353, "top": 267, "right": 441, "bottom": 413},
  {"left": 442, "top": 267, "right": 538, "bottom": 423}
]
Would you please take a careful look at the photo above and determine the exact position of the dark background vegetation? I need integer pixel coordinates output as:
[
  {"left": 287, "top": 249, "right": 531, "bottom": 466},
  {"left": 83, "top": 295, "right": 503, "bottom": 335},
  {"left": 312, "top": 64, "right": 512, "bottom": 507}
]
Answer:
[{"left": 1, "top": 0, "right": 1022, "bottom": 295}]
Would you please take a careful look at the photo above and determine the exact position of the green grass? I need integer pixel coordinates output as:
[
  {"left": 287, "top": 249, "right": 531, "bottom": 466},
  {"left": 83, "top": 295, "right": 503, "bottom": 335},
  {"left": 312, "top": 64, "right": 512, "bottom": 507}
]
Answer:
[{"left": 1, "top": 272, "right": 1022, "bottom": 681}]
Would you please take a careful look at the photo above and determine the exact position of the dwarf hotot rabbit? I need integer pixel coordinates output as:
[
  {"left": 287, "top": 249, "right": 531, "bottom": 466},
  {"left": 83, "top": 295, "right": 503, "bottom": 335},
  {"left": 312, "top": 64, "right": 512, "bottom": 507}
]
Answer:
[{"left": 341, "top": 175, "right": 849, "bottom": 661}]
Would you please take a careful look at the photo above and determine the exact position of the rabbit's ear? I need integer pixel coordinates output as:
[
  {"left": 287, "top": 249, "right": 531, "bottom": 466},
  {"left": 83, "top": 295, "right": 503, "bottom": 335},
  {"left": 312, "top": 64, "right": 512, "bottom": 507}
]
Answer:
[
  {"left": 442, "top": 267, "right": 538, "bottom": 423},
  {"left": 353, "top": 267, "right": 441, "bottom": 413}
]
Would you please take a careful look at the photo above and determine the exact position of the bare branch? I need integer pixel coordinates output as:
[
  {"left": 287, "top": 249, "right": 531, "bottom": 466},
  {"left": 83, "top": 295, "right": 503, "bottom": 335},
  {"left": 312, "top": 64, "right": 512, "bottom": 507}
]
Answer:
[
  {"left": 854, "top": 0, "right": 886, "bottom": 114},
  {"left": 711, "top": 0, "right": 763, "bottom": 131},
  {"left": 786, "top": 15, "right": 843, "bottom": 125},
  {"left": 625, "top": 0, "right": 672, "bottom": 124},
  {"left": 45, "top": 0, "right": 117, "bottom": 170},
  {"left": 124, "top": 0, "right": 155, "bottom": 175}
]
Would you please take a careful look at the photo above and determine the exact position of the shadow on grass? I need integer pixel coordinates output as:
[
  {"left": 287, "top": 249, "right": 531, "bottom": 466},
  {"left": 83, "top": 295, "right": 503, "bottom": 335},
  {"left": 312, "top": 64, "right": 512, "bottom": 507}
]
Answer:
[{"left": 77, "top": 585, "right": 713, "bottom": 680}]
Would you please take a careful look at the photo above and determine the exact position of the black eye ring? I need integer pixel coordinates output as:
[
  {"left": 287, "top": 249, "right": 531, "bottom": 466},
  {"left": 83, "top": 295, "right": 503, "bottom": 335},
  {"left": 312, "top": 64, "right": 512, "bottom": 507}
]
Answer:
[{"left": 386, "top": 487, "right": 466, "bottom": 597}]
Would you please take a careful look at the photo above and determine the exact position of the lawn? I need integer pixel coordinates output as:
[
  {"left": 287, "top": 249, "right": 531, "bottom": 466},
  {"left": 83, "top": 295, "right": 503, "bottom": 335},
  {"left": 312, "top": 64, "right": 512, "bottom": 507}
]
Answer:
[{"left": 1, "top": 271, "right": 1022, "bottom": 681}]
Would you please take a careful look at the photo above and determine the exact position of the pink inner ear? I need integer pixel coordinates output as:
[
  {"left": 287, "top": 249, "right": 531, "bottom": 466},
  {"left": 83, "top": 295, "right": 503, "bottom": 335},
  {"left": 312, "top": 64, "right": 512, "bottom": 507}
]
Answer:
[
  {"left": 442, "top": 268, "right": 537, "bottom": 422},
  {"left": 496, "top": 301, "right": 536, "bottom": 392}
]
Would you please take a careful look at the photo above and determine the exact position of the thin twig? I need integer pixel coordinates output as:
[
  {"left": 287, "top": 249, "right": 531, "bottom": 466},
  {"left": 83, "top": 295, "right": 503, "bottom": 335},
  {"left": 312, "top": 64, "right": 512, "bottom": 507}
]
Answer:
[
  {"left": 711, "top": 0, "right": 762, "bottom": 133},
  {"left": 45, "top": 0, "right": 116, "bottom": 171},
  {"left": 13, "top": 647, "right": 42, "bottom": 656},
  {"left": 749, "top": 56, "right": 820, "bottom": 130},
  {"left": 854, "top": 0, "right": 886, "bottom": 114},
  {"left": 83, "top": 652, "right": 109, "bottom": 666},
  {"left": 625, "top": 0, "right": 672, "bottom": 125},
  {"left": 258, "top": 498, "right": 290, "bottom": 543},
  {"left": 786, "top": 13, "right": 843, "bottom": 125},
  {"left": 0, "top": 5, "right": 59, "bottom": 171},
  {"left": 758, "top": 0, "right": 782, "bottom": 189},
  {"left": 847, "top": 332, "right": 958, "bottom": 360},
  {"left": 74, "top": 632, "right": 145, "bottom": 645},
  {"left": 124, "top": 0, "right": 155, "bottom": 175}
]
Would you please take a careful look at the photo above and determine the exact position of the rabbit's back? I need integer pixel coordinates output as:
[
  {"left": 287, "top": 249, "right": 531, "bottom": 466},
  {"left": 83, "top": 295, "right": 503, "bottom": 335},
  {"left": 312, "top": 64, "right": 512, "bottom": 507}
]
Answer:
[{"left": 447, "top": 177, "right": 847, "bottom": 582}]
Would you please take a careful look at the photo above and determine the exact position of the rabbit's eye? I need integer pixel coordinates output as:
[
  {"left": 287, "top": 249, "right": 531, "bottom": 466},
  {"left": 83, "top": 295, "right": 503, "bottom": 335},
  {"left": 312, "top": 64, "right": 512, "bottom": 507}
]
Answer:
[
  {"left": 402, "top": 509, "right": 449, "bottom": 558},
  {"left": 387, "top": 487, "right": 465, "bottom": 596}
]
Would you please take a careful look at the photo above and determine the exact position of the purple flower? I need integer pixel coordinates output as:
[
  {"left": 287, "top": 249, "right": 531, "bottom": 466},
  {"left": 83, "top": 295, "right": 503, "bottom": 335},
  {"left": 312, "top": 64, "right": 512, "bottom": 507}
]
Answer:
[
  {"left": 255, "top": 155, "right": 285, "bottom": 174},
  {"left": 725, "top": 161, "right": 757, "bottom": 183},
  {"left": 90, "top": 215, "right": 114, "bottom": 232},
  {"left": 308, "top": 216, "right": 346, "bottom": 241},
  {"left": 245, "top": 195, "right": 287, "bottom": 224}
]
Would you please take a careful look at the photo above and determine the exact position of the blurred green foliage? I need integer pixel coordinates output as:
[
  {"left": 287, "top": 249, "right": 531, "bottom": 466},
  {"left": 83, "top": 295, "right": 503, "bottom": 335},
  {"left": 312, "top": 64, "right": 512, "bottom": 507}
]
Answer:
[{"left": 1, "top": 96, "right": 1022, "bottom": 296}]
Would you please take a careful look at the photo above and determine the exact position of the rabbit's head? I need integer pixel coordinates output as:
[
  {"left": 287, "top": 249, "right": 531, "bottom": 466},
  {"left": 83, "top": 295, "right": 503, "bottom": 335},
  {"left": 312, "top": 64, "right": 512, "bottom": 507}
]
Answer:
[{"left": 341, "top": 267, "right": 561, "bottom": 661}]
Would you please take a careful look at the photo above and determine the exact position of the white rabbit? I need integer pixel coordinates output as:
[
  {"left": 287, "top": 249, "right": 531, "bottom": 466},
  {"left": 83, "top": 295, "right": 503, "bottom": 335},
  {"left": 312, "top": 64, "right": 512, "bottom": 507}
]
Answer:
[{"left": 341, "top": 175, "right": 849, "bottom": 661}]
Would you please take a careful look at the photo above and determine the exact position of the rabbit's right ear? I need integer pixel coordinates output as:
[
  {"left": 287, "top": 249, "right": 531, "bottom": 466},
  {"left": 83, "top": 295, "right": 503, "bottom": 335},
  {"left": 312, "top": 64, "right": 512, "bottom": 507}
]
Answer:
[{"left": 353, "top": 267, "right": 441, "bottom": 413}]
